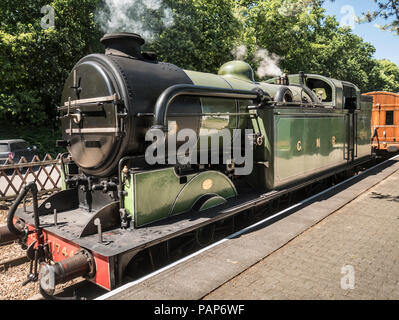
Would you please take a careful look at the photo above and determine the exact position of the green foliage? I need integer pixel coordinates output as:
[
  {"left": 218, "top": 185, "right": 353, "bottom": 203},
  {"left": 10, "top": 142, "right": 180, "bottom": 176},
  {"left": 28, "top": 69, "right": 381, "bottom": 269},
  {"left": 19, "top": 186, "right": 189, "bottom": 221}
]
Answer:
[
  {"left": 1, "top": 0, "right": 399, "bottom": 147},
  {"left": 0, "top": 0, "right": 102, "bottom": 126},
  {"left": 233, "top": 1, "right": 378, "bottom": 91},
  {"left": 360, "top": 0, "right": 399, "bottom": 34},
  {"left": 0, "top": 121, "right": 63, "bottom": 157},
  {"left": 369, "top": 59, "right": 399, "bottom": 92},
  {"left": 147, "top": 0, "right": 244, "bottom": 73}
]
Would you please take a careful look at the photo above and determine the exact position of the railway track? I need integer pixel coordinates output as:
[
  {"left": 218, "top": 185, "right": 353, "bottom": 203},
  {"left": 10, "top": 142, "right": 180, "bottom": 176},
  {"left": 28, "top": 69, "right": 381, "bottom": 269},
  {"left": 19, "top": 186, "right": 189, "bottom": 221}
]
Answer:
[
  {"left": 0, "top": 254, "right": 29, "bottom": 272},
  {"left": 0, "top": 241, "right": 14, "bottom": 248},
  {"left": 0, "top": 194, "right": 51, "bottom": 299},
  {"left": 0, "top": 239, "right": 93, "bottom": 300},
  {"left": 0, "top": 240, "right": 37, "bottom": 300},
  {"left": 0, "top": 155, "right": 395, "bottom": 300}
]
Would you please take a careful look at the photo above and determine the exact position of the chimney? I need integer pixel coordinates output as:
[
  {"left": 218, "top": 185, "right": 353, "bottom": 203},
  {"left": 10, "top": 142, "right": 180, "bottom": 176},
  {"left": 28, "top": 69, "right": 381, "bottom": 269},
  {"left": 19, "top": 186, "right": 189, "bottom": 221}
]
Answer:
[
  {"left": 277, "top": 73, "right": 289, "bottom": 86},
  {"left": 100, "top": 32, "right": 145, "bottom": 59}
]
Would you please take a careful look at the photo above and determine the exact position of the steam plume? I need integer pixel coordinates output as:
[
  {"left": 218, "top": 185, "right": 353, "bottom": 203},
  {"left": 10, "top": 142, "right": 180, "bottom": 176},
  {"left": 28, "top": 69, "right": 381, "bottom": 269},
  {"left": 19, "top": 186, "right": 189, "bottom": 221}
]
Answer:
[
  {"left": 231, "top": 44, "right": 283, "bottom": 79},
  {"left": 231, "top": 45, "right": 248, "bottom": 61},
  {"left": 253, "top": 48, "right": 283, "bottom": 78},
  {"left": 95, "top": 0, "right": 174, "bottom": 41}
]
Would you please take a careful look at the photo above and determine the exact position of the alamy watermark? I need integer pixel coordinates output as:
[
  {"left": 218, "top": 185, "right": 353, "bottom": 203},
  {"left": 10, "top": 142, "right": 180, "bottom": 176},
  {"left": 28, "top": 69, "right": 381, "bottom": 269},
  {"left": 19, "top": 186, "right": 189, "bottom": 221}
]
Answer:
[
  {"left": 277, "top": 1, "right": 357, "bottom": 30},
  {"left": 145, "top": 127, "right": 255, "bottom": 176},
  {"left": 278, "top": 0, "right": 316, "bottom": 17},
  {"left": 341, "top": 265, "right": 355, "bottom": 290},
  {"left": 41, "top": 5, "right": 55, "bottom": 30},
  {"left": 340, "top": 5, "right": 357, "bottom": 30}
]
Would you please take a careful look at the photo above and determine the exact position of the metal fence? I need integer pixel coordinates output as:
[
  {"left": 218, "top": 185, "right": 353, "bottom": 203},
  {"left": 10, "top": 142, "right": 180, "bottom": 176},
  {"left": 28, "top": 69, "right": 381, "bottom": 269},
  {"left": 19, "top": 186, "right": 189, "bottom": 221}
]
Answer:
[{"left": 0, "top": 154, "right": 62, "bottom": 200}]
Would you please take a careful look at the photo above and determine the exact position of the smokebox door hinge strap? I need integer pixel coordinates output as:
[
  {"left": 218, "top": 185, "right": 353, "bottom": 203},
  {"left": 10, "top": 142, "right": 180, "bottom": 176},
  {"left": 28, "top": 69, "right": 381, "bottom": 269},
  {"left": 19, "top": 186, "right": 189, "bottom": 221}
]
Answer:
[
  {"left": 68, "top": 97, "right": 72, "bottom": 136},
  {"left": 59, "top": 95, "right": 122, "bottom": 111},
  {"left": 70, "top": 70, "right": 82, "bottom": 99}
]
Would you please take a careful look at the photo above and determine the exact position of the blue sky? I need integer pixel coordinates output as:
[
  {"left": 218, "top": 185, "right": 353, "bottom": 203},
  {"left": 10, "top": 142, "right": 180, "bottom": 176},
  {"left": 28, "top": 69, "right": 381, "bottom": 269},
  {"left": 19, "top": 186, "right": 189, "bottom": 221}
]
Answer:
[{"left": 322, "top": 0, "right": 399, "bottom": 65}]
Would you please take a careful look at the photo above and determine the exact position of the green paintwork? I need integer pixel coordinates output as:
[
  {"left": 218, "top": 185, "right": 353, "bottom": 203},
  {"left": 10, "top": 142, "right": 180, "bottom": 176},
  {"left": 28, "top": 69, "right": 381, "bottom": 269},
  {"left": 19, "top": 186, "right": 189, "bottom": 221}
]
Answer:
[
  {"left": 170, "top": 171, "right": 236, "bottom": 215},
  {"left": 61, "top": 169, "right": 66, "bottom": 191},
  {"left": 248, "top": 107, "right": 274, "bottom": 189},
  {"left": 122, "top": 65, "right": 371, "bottom": 227},
  {"left": 183, "top": 67, "right": 313, "bottom": 158},
  {"left": 183, "top": 66, "right": 372, "bottom": 191},
  {"left": 124, "top": 173, "right": 134, "bottom": 219},
  {"left": 183, "top": 69, "right": 238, "bottom": 153},
  {"left": 245, "top": 71, "right": 371, "bottom": 190},
  {"left": 247, "top": 104, "right": 372, "bottom": 190},
  {"left": 274, "top": 111, "right": 346, "bottom": 183},
  {"left": 125, "top": 168, "right": 237, "bottom": 227},
  {"left": 198, "top": 196, "right": 227, "bottom": 211},
  {"left": 357, "top": 97, "right": 373, "bottom": 158},
  {"left": 218, "top": 61, "right": 255, "bottom": 82}
]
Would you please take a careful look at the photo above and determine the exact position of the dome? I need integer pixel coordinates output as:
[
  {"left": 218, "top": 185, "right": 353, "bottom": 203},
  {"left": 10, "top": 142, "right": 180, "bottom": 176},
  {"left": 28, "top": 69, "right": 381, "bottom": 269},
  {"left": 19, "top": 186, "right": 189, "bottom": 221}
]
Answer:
[{"left": 218, "top": 61, "right": 255, "bottom": 82}]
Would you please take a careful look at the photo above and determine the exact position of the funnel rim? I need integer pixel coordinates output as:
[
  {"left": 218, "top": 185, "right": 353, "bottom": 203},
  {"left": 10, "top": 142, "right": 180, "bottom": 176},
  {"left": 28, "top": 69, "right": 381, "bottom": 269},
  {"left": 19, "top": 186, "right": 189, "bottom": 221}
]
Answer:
[{"left": 100, "top": 32, "right": 145, "bottom": 45}]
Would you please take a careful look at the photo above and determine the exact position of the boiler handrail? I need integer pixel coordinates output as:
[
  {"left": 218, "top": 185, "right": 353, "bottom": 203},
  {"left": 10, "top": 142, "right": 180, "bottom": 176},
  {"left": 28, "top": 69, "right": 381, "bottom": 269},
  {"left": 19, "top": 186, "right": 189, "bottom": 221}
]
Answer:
[{"left": 150, "top": 84, "right": 269, "bottom": 132}]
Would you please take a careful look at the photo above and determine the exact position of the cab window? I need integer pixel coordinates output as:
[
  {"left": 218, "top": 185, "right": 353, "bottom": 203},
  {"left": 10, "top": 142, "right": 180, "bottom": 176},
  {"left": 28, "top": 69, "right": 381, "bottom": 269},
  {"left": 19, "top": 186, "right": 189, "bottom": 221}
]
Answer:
[
  {"left": 343, "top": 85, "right": 358, "bottom": 110},
  {"left": 306, "top": 78, "right": 333, "bottom": 103}
]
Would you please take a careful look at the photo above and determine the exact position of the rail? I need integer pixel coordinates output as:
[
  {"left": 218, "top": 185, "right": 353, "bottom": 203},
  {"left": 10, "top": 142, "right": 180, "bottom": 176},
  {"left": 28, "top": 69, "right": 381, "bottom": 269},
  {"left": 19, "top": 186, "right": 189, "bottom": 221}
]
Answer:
[{"left": 150, "top": 84, "right": 269, "bottom": 132}]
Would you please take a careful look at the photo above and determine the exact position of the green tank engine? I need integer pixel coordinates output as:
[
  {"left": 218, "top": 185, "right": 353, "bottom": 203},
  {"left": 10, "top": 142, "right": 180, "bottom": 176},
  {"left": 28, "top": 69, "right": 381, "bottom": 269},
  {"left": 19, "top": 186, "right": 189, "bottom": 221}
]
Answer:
[{"left": 1, "top": 33, "right": 373, "bottom": 297}]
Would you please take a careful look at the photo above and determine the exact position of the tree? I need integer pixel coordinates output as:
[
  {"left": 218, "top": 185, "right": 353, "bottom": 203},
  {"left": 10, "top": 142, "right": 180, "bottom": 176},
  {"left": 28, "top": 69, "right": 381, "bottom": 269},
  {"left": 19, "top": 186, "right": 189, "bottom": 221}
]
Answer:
[
  {"left": 146, "top": 0, "right": 244, "bottom": 73},
  {"left": 325, "top": 0, "right": 399, "bottom": 34},
  {"left": 235, "top": 0, "right": 381, "bottom": 92},
  {"left": 369, "top": 59, "right": 399, "bottom": 92},
  {"left": 0, "top": 0, "right": 102, "bottom": 126},
  {"left": 0, "top": 0, "right": 246, "bottom": 127},
  {"left": 361, "top": 0, "right": 399, "bottom": 34},
  {"left": 1, "top": 0, "right": 399, "bottom": 132},
  {"left": 94, "top": 0, "right": 246, "bottom": 73}
]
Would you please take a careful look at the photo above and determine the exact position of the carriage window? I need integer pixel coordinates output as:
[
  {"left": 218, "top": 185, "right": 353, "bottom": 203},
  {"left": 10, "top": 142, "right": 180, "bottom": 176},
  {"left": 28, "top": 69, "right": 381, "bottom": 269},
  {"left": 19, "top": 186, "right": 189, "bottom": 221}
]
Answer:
[{"left": 386, "top": 111, "right": 394, "bottom": 125}]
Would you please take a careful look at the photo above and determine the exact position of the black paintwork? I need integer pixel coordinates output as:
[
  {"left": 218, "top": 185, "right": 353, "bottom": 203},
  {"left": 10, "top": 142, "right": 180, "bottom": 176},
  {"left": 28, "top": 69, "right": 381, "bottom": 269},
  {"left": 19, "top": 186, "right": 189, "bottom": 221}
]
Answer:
[{"left": 60, "top": 35, "right": 201, "bottom": 177}]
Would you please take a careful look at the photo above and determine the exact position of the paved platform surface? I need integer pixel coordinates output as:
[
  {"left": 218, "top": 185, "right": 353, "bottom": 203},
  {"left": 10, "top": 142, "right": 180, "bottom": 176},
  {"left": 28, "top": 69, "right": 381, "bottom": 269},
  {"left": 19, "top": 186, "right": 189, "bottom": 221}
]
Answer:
[
  {"left": 104, "top": 158, "right": 399, "bottom": 300},
  {"left": 205, "top": 170, "right": 399, "bottom": 300}
]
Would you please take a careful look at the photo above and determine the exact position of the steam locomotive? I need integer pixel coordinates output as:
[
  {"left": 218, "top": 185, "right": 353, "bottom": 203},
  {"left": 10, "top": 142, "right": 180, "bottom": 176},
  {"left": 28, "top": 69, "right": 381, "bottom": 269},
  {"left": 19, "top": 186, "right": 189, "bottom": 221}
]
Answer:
[{"left": 0, "top": 33, "right": 373, "bottom": 298}]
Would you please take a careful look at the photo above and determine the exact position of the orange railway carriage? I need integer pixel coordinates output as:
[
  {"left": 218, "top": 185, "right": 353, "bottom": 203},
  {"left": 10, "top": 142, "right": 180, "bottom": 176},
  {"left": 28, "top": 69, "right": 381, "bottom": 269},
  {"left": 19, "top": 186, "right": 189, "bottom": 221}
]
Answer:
[{"left": 364, "top": 91, "right": 399, "bottom": 153}]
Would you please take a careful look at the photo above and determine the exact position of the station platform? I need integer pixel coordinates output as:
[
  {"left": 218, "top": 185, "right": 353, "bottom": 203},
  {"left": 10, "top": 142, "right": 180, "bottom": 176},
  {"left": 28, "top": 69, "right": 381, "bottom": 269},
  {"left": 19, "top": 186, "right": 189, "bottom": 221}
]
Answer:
[{"left": 98, "top": 157, "right": 399, "bottom": 300}]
